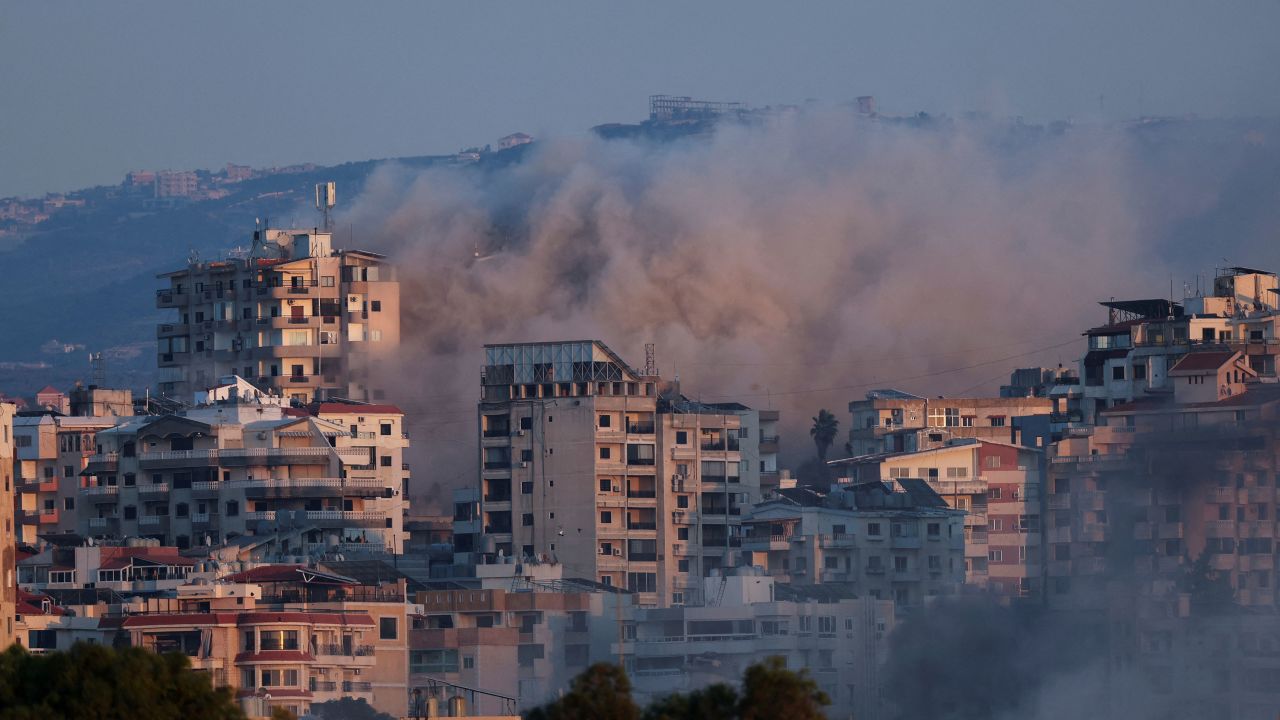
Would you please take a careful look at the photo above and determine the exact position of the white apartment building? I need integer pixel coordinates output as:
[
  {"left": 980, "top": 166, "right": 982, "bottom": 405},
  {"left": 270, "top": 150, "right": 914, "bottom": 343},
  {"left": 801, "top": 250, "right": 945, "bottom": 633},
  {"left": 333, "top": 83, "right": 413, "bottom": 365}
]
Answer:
[
  {"left": 619, "top": 570, "right": 895, "bottom": 720},
  {"left": 78, "top": 392, "right": 409, "bottom": 552},
  {"left": 742, "top": 481, "right": 965, "bottom": 609},
  {"left": 14, "top": 413, "right": 120, "bottom": 544}
]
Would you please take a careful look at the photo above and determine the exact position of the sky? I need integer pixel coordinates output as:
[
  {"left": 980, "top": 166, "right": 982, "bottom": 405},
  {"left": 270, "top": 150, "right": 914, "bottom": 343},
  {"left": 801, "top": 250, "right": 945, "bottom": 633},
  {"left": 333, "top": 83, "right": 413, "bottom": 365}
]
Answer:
[{"left": 3, "top": 0, "right": 1280, "bottom": 198}]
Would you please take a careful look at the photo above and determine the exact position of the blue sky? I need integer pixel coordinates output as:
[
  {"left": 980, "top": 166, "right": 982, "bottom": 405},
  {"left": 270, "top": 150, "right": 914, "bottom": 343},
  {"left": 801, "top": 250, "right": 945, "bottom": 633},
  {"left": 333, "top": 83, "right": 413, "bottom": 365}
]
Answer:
[{"left": 3, "top": 0, "right": 1279, "bottom": 197}]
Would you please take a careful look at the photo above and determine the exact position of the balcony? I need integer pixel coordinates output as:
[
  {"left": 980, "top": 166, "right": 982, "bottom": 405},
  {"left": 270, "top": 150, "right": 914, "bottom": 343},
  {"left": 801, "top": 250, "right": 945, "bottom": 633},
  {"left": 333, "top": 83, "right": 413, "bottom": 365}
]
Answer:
[
  {"left": 88, "top": 517, "right": 119, "bottom": 532},
  {"left": 342, "top": 681, "right": 373, "bottom": 693},
  {"left": 243, "top": 477, "right": 387, "bottom": 499},
  {"left": 155, "top": 290, "right": 186, "bottom": 308},
  {"left": 24, "top": 509, "right": 59, "bottom": 525},
  {"left": 1207, "top": 486, "right": 1238, "bottom": 504},
  {"left": 157, "top": 350, "right": 189, "bottom": 366},
  {"left": 139, "top": 482, "right": 170, "bottom": 498},
  {"left": 83, "top": 485, "right": 120, "bottom": 502},
  {"left": 21, "top": 479, "right": 59, "bottom": 493},
  {"left": 1048, "top": 494, "right": 1071, "bottom": 510},
  {"left": 138, "top": 515, "right": 170, "bottom": 531},
  {"left": 138, "top": 446, "right": 368, "bottom": 468},
  {"left": 1049, "top": 526, "right": 1072, "bottom": 543},
  {"left": 1156, "top": 522, "right": 1184, "bottom": 540},
  {"left": 743, "top": 534, "right": 792, "bottom": 552},
  {"left": 627, "top": 520, "right": 658, "bottom": 531},
  {"left": 156, "top": 323, "right": 188, "bottom": 338},
  {"left": 1241, "top": 521, "right": 1274, "bottom": 539},
  {"left": 249, "top": 510, "right": 389, "bottom": 529}
]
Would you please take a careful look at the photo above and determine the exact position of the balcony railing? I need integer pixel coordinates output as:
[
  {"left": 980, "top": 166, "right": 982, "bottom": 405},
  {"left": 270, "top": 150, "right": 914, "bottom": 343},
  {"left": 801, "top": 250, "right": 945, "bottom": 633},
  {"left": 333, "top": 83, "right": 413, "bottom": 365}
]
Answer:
[
  {"left": 626, "top": 422, "right": 656, "bottom": 435},
  {"left": 315, "top": 643, "right": 375, "bottom": 657},
  {"left": 627, "top": 521, "right": 657, "bottom": 530},
  {"left": 139, "top": 447, "right": 368, "bottom": 463}
]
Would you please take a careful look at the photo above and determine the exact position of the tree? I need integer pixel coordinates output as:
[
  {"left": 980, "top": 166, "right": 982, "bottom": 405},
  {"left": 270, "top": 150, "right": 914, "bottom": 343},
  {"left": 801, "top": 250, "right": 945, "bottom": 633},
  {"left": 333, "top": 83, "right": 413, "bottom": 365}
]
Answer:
[
  {"left": 0, "top": 642, "right": 245, "bottom": 720},
  {"left": 525, "top": 663, "right": 639, "bottom": 720},
  {"left": 310, "top": 698, "right": 395, "bottom": 720},
  {"left": 642, "top": 682, "right": 738, "bottom": 720},
  {"left": 810, "top": 409, "right": 839, "bottom": 462},
  {"left": 737, "top": 657, "right": 829, "bottom": 720}
]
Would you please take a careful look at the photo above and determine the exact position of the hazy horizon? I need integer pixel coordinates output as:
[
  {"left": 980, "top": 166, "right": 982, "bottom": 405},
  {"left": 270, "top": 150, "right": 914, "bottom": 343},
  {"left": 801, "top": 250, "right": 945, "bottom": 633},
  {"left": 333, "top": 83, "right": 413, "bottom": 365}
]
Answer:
[{"left": 4, "top": 0, "right": 1280, "bottom": 198}]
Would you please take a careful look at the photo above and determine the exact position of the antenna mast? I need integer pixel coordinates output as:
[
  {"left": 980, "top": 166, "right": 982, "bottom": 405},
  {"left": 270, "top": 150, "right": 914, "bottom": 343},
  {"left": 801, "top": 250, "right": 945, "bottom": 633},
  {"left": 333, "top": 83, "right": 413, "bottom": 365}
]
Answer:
[{"left": 315, "top": 182, "right": 336, "bottom": 231}]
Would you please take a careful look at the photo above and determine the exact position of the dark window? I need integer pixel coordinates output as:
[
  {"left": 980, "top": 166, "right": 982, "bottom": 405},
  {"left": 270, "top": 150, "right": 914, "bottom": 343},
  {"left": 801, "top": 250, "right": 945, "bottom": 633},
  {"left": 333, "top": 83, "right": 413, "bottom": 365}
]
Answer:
[
  {"left": 676, "top": 431, "right": 688, "bottom": 444},
  {"left": 371, "top": 300, "right": 382, "bottom": 312},
  {"left": 175, "top": 503, "right": 189, "bottom": 518},
  {"left": 380, "top": 617, "right": 397, "bottom": 640},
  {"left": 226, "top": 501, "right": 239, "bottom": 517},
  {"left": 521, "top": 481, "right": 533, "bottom": 494},
  {"left": 1112, "top": 366, "right": 1125, "bottom": 381},
  {"left": 380, "top": 423, "right": 392, "bottom": 436},
  {"left": 599, "top": 478, "right": 610, "bottom": 492},
  {"left": 599, "top": 447, "right": 611, "bottom": 460},
  {"left": 380, "top": 456, "right": 392, "bottom": 467},
  {"left": 123, "top": 505, "right": 137, "bottom": 520},
  {"left": 522, "top": 514, "right": 533, "bottom": 527},
  {"left": 599, "top": 414, "right": 611, "bottom": 428},
  {"left": 520, "top": 417, "right": 532, "bottom": 430},
  {"left": 1134, "top": 364, "right": 1147, "bottom": 380}
]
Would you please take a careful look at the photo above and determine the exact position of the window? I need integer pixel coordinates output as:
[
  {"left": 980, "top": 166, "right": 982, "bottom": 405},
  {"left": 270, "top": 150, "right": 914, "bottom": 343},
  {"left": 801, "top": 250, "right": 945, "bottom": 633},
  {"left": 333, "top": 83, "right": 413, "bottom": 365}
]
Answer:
[
  {"left": 371, "top": 300, "right": 382, "bottom": 312},
  {"left": 894, "top": 556, "right": 908, "bottom": 572},
  {"left": 627, "top": 572, "right": 657, "bottom": 593},
  {"left": 989, "top": 416, "right": 1006, "bottom": 427},
  {"left": 599, "top": 478, "right": 610, "bottom": 492},
  {"left": 989, "top": 549, "right": 1004, "bottom": 562},
  {"left": 945, "top": 467, "right": 968, "bottom": 479},
  {"left": 677, "top": 559, "right": 690, "bottom": 572},
  {"left": 1134, "top": 363, "right": 1147, "bottom": 380},
  {"left": 64, "top": 497, "right": 74, "bottom": 510},
  {"left": 260, "top": 669, "right": 299, "bottom": 687},
  {"left": 520, "top": 416, "right": 532, "bottom": 430},
  {"left": 380, "top": 455, "right": 392, "bottom": 467},
  {"left": 380, "top": 423, "right": 392, "bottom": 436},
  {"left": 521, "top": 481, "right": 533, "bottom": 494},
  {"left": 677, "top": 495, "right": 689, "bottom": 509},
  {"left": 600, "top": 511, "right": 612, "bottom": 524},
  {"left": 677, "top": 527, "right": 689, "bottom": 540},
  {"left": 1112, "top": 365, "right": 1126, "bottom": 381},
  {"left": 676, "top": 431, "right": 688, "bottom": 444},
  {"left": 225, "top": 501, "right": 239, "bottom": 517},
  {"left": 599, "top": 414, "right": 611, "bottom": 428},
  {"left": 522, "top": 513, "right": 534, "bottom": 527},
  {"left": 321, "top": 276, "right": 335, "bottom": 287},
  {"left": 175, "top": 503, "right": 188, "bottom": 518},
  {"left": 412, "top": 649, "right": 459, "bottom": 674},
  {"left": 927, "top": 522, "right": 941, "bottom": 537},
  {"left": 259, "top": 630, "right": 299, "bottom": 651},
  {"left": 123, "top": 505, "right": 137, "bottom": 520},
  {"left": 599, "top": 447, "right": 611, "bottom": 460},
  {"left": 380, "top": 617, "right": 398, "bottom": 640},
  {"left": 867, "top": 522, "right": 882, "bottom": 537},
  {"left": 988, "top": 488, "right": 1002, "bottom": 500},
  {"left": 241, "top": 669, "right": 255, "bottom": 688}
]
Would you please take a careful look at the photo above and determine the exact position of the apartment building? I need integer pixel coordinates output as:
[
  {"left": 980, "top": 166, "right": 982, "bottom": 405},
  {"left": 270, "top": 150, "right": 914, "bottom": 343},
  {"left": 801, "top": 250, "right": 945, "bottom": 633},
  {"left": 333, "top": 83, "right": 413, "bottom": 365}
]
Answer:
[
  {"left": 1, "top": 401, "right": 15, "bottom": 647},
  {"left": 410, "top": 564, "right": 624, "bottom": 715},
  {"left": 1061, "top": 268, "right": 1280, "bottom": 430},
  {"left": 79, "top": 393, "right": 408, "bottom": 552},
  {"left": 846, "top": 389, "right": 1050, "bottom": 456},
  {"left": 834, "top": 440, "right": 1045, "bottom": 599},
  {"left": 14, "top": 413, "right": 121, "bottom": 543},
  {"left": 1046, "top": 351, "right": 1280, "bottom": 612},
  {"left": 742, "top": 481, "right": 965, "bottom": 609},
  {"left": 156, "top": 227, "right": 399, "bottom": 404},
  {"left": 618, "top": 570, "right": 895, "bottom": 720},
  {"left": 469, "top": 341, "right": 766, "bottom": 608},
  {"left": 116, "top": 564, "right": 409, "bottom": 718}
]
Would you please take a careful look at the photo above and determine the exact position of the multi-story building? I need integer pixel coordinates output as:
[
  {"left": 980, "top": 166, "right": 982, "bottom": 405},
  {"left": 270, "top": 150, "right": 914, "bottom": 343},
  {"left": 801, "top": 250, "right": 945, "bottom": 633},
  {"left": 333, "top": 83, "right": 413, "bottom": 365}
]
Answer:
[
  {"left": 618, "top": 570, "right": 895, "bottom": 720},
  {"left": 1, "top": 401, "right": 16, "bottom": 647},
  {"left": 1046, "top": 351, "right": 1280, "bottom": 612},
  {"left": 742, "top": 481, "right": 964, "bottom": 609},
  {"left": 468, "top": 341, "right": 768, "bottom": 608},
  {"left": 409, "top": 564, "right": 624, "bottom": 715},
  {"left": 833, "top": 440, "right": 1045, "bottom": 599},
  {"left": 117, "top": 564, "right": 409, "bottom": 718},
  {"left": 846, "top": 389, "right": 1051, "bottom": 456},
  {"left": 14, "top": 413, "right": 121, "bottom": 543},
  {"left": 156, "top": 227, "right": 400, "bottom": 404},
  {"left": 1060, "top": 268, "right": 1280, "bottom": 430},
  {"left": 79, "top": 392, "right": 408, "bottom": 552}
]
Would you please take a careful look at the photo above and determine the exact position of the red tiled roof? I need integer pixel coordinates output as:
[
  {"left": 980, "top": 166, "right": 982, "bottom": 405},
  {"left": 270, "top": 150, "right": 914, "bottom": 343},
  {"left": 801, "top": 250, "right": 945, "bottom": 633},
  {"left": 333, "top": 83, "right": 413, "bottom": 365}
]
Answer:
[
  {"left": 16, "top": 589, "right": 68, "bottom": 616},
  {"left": 36, "top": 385, "right": 61, "bottom": 395},
  {"left": 313, "top": 403, "right": 403, "bottom": 415},
  {"left": 98, "top": 547, "right": 196, "bottom": 569},
  {"left": 1169, "top": 351, "right": 1238, "bottom": 374},
  {"left": 221, "top": 565, "right": 308, "bottom": 583}
]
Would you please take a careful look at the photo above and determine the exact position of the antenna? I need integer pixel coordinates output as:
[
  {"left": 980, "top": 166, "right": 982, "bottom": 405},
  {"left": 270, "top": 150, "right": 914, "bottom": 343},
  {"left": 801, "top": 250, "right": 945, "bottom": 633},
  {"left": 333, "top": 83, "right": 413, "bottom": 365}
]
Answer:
[
  {"left": 89, "top": 352, "right": 105, "bottom": 386},
  {"left": 643, "top": 343, "right": 657, "bottom": 376},
  {"left": 315, "top": 182, "right": 336, "bottom": 231}
]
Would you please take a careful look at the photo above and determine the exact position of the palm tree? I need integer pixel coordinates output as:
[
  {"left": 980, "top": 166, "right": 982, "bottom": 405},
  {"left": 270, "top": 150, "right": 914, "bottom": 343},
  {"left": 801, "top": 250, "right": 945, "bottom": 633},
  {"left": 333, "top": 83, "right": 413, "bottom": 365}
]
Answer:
[{"left": 810, "top": 409, "right": 839, "bottom": 462}]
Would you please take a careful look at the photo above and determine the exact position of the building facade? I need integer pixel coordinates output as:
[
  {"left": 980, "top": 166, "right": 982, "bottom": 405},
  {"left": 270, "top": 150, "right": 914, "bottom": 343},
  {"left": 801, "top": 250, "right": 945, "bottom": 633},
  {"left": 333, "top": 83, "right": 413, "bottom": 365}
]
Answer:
[
  {"left": 79, "top": 396, "right": 408, "bottom": 552},
  {"left": 742, "top": 482, "right": 965, "bottom": 609},
  {"left": 156, "top": 228, "right": 399, "bottom": 404},
  {"left": 846, "top": 389, "right": 1051, "bottom": 456},
  {"left": 1, "top": 401, "right": 15, "bottom": 647},
  {"left": 465, "top": 341, "right": 768, "bottom": 608},
  {"left": 14, "top": 413, "right": 121, "bottom": 544}
]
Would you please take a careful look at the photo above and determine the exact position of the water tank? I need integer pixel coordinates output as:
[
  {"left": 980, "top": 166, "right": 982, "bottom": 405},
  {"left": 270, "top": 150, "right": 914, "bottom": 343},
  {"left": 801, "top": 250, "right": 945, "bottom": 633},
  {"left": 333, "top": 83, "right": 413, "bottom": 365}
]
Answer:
[{"left": 447, "top": 695, "right": 467, "bottom": 717}]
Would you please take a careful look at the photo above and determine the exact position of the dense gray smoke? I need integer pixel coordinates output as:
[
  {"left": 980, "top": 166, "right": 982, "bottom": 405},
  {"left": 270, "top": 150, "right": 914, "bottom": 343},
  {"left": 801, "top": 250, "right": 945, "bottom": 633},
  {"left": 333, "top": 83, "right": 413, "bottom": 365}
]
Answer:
[{"left": 338, "top": 110, "right": 1273, "bottom": 508}]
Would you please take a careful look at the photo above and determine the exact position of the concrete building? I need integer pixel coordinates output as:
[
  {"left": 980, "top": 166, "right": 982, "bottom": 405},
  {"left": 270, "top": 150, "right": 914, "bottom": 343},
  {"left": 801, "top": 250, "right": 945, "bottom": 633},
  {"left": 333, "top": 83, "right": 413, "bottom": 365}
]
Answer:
[
  {"left": 14, "top": 413, "right": 121, "bottom": 543},
  {"left": 115, "top": 564, "right": 409, "bottom": 718},
  {"left": 833, "top": 440, "right": 1045, "bottom": 599},
  {"left": 466, "top": 341, "right": 770, "bottom": 608},
  {"left": 846, "top": 389, "right": 1051, "bottom": 456},
  {"left": 410, "top": 564, "right": 626, "bottom": 715},
  {"left": 156, "top": 227, "right": 400, "bottom": 404},
  {"left": 155, "top": 170, "right": 199, "bottom": 198},
  {"left": 1046, "top": 354, "right": 1280, "bottom": 612},
  {"left": 1, "top": 401, "right": 15, "bottom": 647},
  {"left": 618, "top": 571, "right": 895, "bottom": 720},
  {"left": 78, "top": 393, "right": 408, "bottom": 552},
  {"left": 742, "top": 481, "right": 965, "bottom": 609}
]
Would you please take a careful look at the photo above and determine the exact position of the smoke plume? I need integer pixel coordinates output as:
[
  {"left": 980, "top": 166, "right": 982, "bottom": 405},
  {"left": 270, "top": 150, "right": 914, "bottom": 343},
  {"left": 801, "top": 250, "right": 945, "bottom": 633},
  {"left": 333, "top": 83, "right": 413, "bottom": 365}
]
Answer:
[{"left": 337, "top": 109, "right": 1277, "bottom": 508}]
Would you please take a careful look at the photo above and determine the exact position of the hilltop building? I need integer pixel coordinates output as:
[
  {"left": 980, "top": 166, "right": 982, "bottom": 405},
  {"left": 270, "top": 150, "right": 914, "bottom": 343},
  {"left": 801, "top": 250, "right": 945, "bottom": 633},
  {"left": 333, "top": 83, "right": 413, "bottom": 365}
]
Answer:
[
  {"left": 156, "top": 227, "right": 399, "bottom": 405},
  {"left": 459, "top": 341, "right": 771, "bottom": 607}
]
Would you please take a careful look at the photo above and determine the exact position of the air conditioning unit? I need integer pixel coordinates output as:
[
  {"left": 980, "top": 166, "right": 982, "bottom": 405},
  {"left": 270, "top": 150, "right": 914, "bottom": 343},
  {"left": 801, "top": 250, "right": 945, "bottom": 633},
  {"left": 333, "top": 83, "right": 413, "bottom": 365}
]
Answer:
[
  {"left": 597, "top": 547, "right": 606, "bottom": 555},
  {"left": 672, "top": 474, "right": 686, "bottom": 482},
  {"left": 520, "top": 461, "right": 529, "bottom": 469},
  {"left": 612, "top": 484, "right": 620, "bottom": 493},
  {"left": 612, "top": 548, "right": 623, "bottom": 556},
  {"left": 516, "top": 429, "right": 527, "bottom": 437}
]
